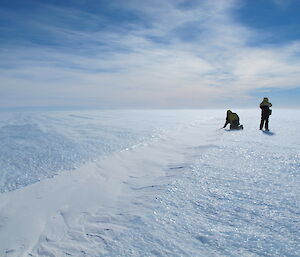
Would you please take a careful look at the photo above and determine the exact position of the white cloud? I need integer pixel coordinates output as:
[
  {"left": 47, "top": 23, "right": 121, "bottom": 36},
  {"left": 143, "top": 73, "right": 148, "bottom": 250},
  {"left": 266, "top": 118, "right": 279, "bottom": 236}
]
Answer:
[{"left": 0, "top": 0, "right": 300, "bottom": 108}]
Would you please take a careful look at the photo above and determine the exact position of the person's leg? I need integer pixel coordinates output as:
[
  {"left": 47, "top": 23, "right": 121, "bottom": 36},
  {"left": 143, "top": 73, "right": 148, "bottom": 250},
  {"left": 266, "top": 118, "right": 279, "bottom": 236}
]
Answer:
[
  {"left": 265, "top": 117, "right": 269, "bottom": 131},
  {"left": 260, "top": 118, "right": 264, "bottom": 130},
  {"left": 231, "top": 120, "right": 239, "bottom": 130}
]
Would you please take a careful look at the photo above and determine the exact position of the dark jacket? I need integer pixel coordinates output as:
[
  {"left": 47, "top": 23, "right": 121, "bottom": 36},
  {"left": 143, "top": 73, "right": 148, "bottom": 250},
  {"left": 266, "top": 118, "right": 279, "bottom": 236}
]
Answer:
[{"left": 260, "top": 98, "right": 272, "bottom": 119}]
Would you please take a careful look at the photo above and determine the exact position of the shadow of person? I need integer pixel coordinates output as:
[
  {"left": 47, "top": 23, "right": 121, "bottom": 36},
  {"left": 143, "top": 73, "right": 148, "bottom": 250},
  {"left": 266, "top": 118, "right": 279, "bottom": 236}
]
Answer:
[{"left": 262, "top": 130, "right": 275, "bottom": 136}]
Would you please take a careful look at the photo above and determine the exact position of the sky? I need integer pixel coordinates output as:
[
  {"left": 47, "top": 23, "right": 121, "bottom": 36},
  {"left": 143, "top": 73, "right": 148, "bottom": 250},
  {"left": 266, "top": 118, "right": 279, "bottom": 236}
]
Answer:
[{"left": 0, "top": 0, "right": 300, "bottom": 109}]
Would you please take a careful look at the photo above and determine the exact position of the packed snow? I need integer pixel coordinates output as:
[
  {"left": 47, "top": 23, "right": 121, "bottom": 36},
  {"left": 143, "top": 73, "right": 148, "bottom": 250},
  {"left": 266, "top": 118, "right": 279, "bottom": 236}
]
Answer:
[{"left": 0, "top": 109, "right": 299, "bottom": 257}]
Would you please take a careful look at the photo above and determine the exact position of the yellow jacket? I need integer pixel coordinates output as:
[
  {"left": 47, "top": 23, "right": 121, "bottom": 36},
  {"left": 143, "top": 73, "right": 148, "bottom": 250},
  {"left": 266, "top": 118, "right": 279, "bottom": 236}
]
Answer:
[{"left": 223, "top": 110, "right": 239, "bottom": 128}]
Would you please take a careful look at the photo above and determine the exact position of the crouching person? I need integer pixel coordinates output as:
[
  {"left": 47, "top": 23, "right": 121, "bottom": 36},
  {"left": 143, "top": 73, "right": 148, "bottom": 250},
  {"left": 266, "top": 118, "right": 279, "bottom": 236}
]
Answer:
[{"left": 223, "top": 110, "right": 244, "bottom": 130}]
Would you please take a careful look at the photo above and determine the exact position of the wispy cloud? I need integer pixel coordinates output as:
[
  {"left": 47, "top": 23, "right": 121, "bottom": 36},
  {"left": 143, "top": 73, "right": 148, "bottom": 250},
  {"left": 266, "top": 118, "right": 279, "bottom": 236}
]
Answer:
[{"left": 0, "top": 0, "right": 299, "bottom": 108}]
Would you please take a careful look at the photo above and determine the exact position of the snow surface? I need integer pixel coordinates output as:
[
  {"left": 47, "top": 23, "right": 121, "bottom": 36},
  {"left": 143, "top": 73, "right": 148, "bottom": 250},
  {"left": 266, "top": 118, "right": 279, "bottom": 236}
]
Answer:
[{"left": 0, "top": 109, "right": 299, "bottom": 257}]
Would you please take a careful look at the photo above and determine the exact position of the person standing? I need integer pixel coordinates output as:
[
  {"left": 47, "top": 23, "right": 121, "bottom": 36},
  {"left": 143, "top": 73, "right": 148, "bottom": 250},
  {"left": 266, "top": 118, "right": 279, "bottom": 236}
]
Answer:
[{"left": 260, "top": 97, "right": 272, "bottom": 131}]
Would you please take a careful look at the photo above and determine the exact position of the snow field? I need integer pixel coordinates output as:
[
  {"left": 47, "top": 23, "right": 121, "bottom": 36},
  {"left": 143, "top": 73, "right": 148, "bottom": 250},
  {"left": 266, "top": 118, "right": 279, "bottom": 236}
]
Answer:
[{"left": 0, "top": 109, "right": 299, "bottom": 256}]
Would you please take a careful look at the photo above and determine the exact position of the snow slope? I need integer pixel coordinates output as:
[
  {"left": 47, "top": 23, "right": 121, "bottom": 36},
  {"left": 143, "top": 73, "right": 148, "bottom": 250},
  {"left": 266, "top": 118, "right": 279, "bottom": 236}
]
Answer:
[{"left": 0, "top": 109, "right": 299, "bottom": 257}]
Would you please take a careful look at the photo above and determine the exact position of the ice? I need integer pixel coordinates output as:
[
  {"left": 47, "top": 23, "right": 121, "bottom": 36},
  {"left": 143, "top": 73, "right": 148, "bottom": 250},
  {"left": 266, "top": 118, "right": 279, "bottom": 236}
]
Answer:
[
  {"left": 0, "top": 109, "right": 299, "bottom": 256},
  {"left": 0, "top": 110, "right": 198, "bottom": 193}
]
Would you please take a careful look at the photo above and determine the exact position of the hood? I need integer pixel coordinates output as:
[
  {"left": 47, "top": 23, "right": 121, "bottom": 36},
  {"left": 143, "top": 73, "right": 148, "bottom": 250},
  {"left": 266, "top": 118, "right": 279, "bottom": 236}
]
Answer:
[{"left": 262, "top": 97, "right": 269, "bottom": 103}]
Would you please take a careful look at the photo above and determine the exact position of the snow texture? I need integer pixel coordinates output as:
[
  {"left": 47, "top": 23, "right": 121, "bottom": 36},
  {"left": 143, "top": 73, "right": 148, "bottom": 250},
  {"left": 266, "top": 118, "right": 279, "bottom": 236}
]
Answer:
[{"left": 0, "top": 109, "right": 299, "bottom": 257}]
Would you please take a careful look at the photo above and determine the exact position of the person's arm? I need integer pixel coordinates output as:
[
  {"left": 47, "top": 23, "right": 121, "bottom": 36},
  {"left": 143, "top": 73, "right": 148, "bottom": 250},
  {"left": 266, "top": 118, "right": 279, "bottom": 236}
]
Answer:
[
  {"left": 269, "top": 103, "right": 272, "bottom": 107},
  {"left": 223, "top": 119, "right": 229, "bottom": 128}
]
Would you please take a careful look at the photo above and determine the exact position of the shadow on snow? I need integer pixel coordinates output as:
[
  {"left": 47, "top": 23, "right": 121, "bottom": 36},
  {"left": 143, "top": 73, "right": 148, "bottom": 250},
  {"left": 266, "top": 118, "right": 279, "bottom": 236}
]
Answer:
[{"left": 262, "top": 130, "right": 275, "bottom": 136}]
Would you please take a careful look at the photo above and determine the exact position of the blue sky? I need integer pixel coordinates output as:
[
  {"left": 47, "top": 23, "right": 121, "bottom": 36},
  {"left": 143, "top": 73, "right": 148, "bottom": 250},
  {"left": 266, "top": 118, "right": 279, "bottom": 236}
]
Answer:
[{"left": 0, "top": 0, "right": 299, "bottom": 108}]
